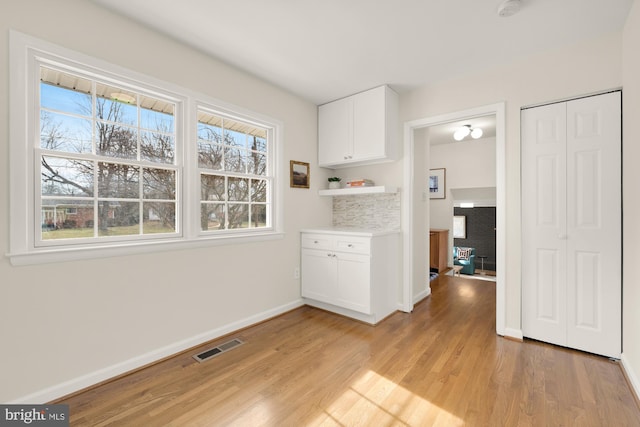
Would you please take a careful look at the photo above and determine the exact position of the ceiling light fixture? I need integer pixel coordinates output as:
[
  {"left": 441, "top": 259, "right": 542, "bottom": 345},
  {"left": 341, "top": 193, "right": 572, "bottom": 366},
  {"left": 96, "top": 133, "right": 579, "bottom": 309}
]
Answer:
[
  {"left": 497, "top": 0, "right": 522, "bottom": 17},
  {"left": 453, "top": 124, "right": 483, "bottom": 141}
]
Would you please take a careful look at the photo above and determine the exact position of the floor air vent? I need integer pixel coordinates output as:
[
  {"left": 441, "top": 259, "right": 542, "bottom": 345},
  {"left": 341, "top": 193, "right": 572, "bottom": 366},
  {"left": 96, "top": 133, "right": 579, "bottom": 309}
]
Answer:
[{"left": 193, "top": 338, "right": 244, "bottom": 363}]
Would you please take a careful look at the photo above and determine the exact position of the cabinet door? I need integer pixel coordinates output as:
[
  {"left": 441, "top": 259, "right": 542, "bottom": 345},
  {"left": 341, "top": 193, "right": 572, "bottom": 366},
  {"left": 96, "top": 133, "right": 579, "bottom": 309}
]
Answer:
[
  {"left": 318, "top": 97, "right": 352, "bottom": 166},
  {"left": 301, "top": 249, "right": 337, "bottom": 304},
  {"left": 429, "top": 232, "right": 438, "bottom": 270},
  {"left": 335, "top": 253, "right": 371, "bottom": 314},
  {"left": 352, "top": 86, "right": 386, "bottom": 161}
]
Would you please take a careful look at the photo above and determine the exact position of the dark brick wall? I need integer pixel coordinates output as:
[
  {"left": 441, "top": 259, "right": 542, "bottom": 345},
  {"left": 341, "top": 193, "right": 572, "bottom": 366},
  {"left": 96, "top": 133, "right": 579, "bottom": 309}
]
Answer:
[{"left": 453, "top": 207, "right": 496, "bottom": 271}]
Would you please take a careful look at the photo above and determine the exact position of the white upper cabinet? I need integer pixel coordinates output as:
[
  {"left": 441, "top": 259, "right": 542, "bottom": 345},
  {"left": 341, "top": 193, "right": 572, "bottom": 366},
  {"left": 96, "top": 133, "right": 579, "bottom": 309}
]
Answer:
[{"left": 318, "top": 85, "right": 399, "bottom": 168}]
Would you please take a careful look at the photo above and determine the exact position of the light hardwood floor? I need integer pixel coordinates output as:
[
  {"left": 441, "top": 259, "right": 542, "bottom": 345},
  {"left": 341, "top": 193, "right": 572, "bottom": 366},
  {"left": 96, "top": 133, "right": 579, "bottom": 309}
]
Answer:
[{"left": 58, "top": 275, "right": 640, "bottom": 426}]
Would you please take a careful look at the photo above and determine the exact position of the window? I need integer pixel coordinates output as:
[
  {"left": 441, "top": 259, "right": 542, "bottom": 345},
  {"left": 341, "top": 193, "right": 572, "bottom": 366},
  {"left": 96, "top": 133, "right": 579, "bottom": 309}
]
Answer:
[
  {"left": 197, "top": 109, "right": 270, "bottom": 232},
  {"left": 9, "top": 31, "right": 282, "bottom": 265},
  {"left": 39, "top": 67, "right": 179, "bottom": 244}
]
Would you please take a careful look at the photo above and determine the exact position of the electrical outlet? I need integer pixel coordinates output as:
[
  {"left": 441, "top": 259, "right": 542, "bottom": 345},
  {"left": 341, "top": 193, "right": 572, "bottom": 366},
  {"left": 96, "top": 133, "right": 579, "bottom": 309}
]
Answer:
[{"left": 294, "top": 267, "right": 300, "bottom": 279}]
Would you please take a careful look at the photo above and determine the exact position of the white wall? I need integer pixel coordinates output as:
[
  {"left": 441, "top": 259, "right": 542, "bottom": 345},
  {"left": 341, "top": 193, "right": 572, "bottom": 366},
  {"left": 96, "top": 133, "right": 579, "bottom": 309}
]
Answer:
[
  {"left": 0, "top": 0, "right": 330, "bottom": 402},
  {"left": 622, "top": 0, "right": 640, "bottom": 397},
  {"left": 428, "top": 136, "right": 496, "bottom": 230},
  {"left": 400, "top": 31, "right": 623, "bottom": 332}
]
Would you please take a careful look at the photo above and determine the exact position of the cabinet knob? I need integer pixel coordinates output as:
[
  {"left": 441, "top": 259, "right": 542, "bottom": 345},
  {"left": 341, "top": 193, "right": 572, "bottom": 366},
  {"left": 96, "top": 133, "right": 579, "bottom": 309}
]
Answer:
[
  {"left": 347, "top": 244, "right": 354, "bottom": 248},
  {"left": 314, "top": 240, "right": 319, "bottom": 244}
]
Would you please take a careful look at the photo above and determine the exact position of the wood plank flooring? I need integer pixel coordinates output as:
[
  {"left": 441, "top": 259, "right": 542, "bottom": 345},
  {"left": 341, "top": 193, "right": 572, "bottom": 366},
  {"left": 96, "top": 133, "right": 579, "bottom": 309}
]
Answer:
[{"left": 58, "top": 275, "right": 640, "bottom": 426}]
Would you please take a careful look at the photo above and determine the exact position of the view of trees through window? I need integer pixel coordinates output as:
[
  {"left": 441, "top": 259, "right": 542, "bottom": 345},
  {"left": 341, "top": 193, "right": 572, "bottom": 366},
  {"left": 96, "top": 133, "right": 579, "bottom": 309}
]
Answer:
[
  {"left": 197, "top": 110, "right": 269, "bottom": 231},
  {"left": 38, "top": 65, "right": 271, "bottom": 245},
  {"left": 39, "top": 66, "right": 177, "bottom": 241}
]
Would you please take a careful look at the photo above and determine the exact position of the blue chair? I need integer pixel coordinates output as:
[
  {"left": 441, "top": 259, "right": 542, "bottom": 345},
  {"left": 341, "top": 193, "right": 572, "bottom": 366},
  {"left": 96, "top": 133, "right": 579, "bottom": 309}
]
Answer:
[{"left": 453, "top": 247, "right": 476, "bottom": 275}]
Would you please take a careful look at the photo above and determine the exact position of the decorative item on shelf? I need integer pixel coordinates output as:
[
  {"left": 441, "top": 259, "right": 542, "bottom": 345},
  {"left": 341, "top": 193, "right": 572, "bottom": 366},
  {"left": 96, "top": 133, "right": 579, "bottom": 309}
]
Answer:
[
  {"left": 345, "top": 178, "right": 375, "bottom": 188},
  {"left": 290, "top": 160, "right": 310, "bottom": 188},
  {"left": 327, "top": 176, "right": 342, "bottom": 189}
]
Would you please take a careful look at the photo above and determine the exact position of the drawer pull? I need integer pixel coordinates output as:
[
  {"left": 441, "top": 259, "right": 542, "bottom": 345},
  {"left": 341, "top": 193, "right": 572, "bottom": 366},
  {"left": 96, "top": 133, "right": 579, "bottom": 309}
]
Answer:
[{"left": 347, "top": 244, "right": 354, "bottom": 248}]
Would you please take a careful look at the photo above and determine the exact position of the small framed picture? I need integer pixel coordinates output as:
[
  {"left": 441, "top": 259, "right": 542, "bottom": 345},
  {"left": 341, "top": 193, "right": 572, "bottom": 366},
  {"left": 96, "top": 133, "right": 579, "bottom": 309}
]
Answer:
[
  {"left": 290, "top": 160, "right": 310, "bottom": 188},
  {"left": 429, "top": 168, "right": 446, "bottom": 199},
  {"left": 453, "top": 215, "right": 466, "bottom": 238}
]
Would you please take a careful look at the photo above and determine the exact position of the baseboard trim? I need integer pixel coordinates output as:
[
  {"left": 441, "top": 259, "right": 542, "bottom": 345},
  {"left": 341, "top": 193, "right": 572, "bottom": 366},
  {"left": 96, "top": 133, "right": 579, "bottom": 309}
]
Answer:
[
  {"left": 620, "top": 353, "right": 640, "bottom": 408},
  {"left": 8, "top": 300, "right": 305, "bottom": 404},
  {"left": 413, "top": 286, "right": 431, "bottom": 305},
  {"left": 503, "top": 328, "right": 524, "bottom": 341}
]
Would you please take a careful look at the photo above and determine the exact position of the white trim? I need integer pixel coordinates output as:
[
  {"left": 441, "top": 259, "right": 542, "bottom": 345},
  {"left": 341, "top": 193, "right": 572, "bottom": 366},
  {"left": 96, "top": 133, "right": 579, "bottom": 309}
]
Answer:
[
  {"left": 621, "top": 354, "right": 640, "bottom": 402},
  {"left": 401, "top": 122, "right": 416, "bottom": 312},
  {"left": 504, "top": 328, "right": 524, "bottom": 341},
  {"left": 402, "top": 102, "right": 507, "bottom": 336},
  {"left": 9, "top": 30, "right": 284, "bottom": 265},
  {"left": 7, "top": 232, "right": 285, "bottom": 266},
  {"left": 413, "top": 287, "right": 431, "bottom": 305},
  {"left": 7, "top": 299, "right": 304, "bottom": 404}
]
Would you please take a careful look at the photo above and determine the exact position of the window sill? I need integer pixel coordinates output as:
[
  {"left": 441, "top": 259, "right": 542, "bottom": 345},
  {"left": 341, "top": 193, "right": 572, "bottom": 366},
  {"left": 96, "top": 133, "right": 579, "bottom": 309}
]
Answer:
[{"left": 7, "top": 232, "right": 285, "bottom": 266}]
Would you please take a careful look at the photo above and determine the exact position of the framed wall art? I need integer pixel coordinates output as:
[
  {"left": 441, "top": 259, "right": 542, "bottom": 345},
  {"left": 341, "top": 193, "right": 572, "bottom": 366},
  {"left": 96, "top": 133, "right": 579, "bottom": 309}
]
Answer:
[
  {"left": 290, "top": 160, "right": 310, "bottom": 188},
  {"left": 429, "top": 168, "right": 446, "bottom": 199},
  {"left": 453, "top": 215, "right": 466, "bottom": 238}
]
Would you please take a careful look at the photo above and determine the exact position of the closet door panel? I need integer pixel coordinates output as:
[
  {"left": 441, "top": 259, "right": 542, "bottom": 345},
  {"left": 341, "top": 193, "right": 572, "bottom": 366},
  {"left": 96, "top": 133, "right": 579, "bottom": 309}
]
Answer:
[
  {"left": 573, "top": 251, "right": 601, "bottom": 329},
  {"left": 535, "top": 248, "right": 563, "bottom": 322},
  {"left": 521, "top": 102, "right": 567, "bottom": 345},
  {"left": 573, "top": 150, "right": 601, "bottom": 228},
  {"left": 566, "top": 92, "right": 621, "bottom": 358}
]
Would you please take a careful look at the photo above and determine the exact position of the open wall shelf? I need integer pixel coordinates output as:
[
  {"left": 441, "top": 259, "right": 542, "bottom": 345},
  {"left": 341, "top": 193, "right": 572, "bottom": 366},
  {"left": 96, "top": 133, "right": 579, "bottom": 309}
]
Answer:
[{"left": 318, "top": 186, "right": 399, "bottom": 196}]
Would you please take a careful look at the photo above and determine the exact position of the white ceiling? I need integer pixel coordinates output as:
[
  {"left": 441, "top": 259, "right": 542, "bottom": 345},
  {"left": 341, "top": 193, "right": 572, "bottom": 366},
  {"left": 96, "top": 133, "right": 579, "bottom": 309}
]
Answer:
[{"left": 91, "top": 0, "right": 633, "bottom": 105}]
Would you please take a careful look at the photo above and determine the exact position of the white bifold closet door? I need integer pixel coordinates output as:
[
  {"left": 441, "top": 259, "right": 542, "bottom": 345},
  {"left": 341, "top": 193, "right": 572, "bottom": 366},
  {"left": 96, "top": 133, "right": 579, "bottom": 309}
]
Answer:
[{"left": 521, "top": 91, "right": 621, "bottom": 359}]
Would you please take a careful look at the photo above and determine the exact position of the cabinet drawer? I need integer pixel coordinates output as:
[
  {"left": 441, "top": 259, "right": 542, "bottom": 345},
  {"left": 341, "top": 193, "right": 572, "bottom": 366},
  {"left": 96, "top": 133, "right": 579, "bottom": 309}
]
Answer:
[
  {"left": 335, "top": 237, "right": 370, "bottom": 255},
  {"left": 301, "top": 234, "right": 333, "bottom": 250}
]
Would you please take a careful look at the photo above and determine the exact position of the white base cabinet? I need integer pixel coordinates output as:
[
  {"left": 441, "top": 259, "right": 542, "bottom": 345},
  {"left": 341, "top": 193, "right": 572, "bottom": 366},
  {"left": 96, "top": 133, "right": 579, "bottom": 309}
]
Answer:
[{"left": 301, "top": 229, "right": 399, "bottom": 324}]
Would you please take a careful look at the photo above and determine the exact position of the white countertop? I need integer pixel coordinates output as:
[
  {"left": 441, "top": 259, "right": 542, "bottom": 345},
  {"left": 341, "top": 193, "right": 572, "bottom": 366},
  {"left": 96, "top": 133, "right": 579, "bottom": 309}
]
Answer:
[{"left": 301, "top": 226, "right": 401, "bottom": 237}]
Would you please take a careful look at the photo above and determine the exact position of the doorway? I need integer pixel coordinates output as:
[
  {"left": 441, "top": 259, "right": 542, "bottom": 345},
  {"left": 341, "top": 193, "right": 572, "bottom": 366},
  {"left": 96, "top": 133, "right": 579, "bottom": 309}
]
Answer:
[{"left": 401, "top": 103, "right": 508, "bottom": 337}]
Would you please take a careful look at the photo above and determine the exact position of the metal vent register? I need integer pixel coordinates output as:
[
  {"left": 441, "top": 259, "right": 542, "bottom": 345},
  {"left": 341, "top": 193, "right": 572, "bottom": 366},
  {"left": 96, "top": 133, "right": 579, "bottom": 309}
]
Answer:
[{"left": 193, "top": 338, "right": 245, "bottom": 363}]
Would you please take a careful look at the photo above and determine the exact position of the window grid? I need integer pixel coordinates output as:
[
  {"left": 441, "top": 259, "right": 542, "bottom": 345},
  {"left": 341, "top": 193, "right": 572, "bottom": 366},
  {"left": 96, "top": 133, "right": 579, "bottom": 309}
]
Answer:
[
  {"left": 37, "top": 64, "right": 180, "bottom": 246},
  {"left": 197, "top": 108, "right": 272, "bottom": 233}
]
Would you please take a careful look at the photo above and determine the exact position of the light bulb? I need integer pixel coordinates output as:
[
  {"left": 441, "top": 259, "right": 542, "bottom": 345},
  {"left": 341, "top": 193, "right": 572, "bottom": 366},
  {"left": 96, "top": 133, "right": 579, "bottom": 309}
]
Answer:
[
  {"left": 471, "top": 128, "right": 483, "bottom": 139},
  {"left": 454, "top": 126, "right": 471, "bottom": 141}
]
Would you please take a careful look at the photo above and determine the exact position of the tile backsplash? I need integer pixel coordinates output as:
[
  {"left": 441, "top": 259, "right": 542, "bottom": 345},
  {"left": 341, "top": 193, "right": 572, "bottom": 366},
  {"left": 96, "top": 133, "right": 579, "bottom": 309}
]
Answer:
[{"left": 332, "top": 193, "right": 401, "bottom": 229}]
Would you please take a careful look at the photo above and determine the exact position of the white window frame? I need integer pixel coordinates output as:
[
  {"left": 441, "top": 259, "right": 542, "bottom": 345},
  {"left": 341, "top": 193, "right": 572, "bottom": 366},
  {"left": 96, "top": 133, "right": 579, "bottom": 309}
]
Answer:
[
  {"left": 194, "top": 103, "right": 274, "bottom": 236},
  {"left": 36, "top": 63, "right": 184, "bottom": 248},
  {"left": 8, "top": 31, "right": 284, "bottom": 266}
]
